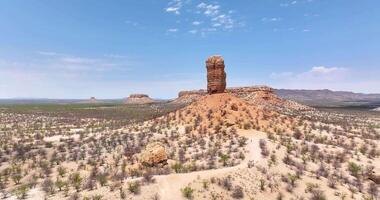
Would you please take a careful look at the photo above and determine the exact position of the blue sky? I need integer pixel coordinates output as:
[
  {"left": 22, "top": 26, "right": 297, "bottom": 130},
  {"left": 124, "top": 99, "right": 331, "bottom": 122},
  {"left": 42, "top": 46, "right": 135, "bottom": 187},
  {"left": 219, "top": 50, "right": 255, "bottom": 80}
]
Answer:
[{"left": 0, "top": 0, "right": 379, "bottom": 99}]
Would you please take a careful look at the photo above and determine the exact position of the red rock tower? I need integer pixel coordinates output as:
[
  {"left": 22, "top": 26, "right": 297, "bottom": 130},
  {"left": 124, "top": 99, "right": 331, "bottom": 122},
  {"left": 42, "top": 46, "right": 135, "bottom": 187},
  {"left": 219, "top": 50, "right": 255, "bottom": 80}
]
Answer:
[{"left": 206, "top": 55, "right": 227, "bottom": 94}]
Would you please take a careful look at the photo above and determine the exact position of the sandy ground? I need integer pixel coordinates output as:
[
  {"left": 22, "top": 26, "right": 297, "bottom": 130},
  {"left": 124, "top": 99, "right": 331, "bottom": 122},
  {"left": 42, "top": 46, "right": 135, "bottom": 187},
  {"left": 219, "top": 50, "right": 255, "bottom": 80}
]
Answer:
[
  {"left": 155, "top": 130, "right": 266, "bottom": 200},
  {"left": 5, "top": 130, "right": 265, "bottom": 200}
]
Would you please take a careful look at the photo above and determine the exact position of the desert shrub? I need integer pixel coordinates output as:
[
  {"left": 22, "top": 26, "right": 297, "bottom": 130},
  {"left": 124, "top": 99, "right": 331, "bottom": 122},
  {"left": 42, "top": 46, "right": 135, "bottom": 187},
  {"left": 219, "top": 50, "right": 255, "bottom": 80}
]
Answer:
[
  {"left": 219, "top": 154, "right": 230, "bottom": 166},
  {"left": 219, "top": 176, "right": 233, "bottom": 191},
  {"left": 119, "top": 187, "right": 126, "bottom": 199},
  {"left": 90, "top": 194, "right": 102, "bottom": 200},
  {"left": 12, "top": 184, "right": 29, "bottom": 200},
  {"left": 310, "top": 189, "right": 327, "bottom": 200},
  {"left": 260, "top": 178, "right": 266, "bottom": 191},
  {"left": 96, "top": 173, "right": 108, "bottom": 186},
  {"left": 171, "top": 163, "right": 183, "bottom": 173},
  {"left": 231, "top": 185, "right": 244, "bottom": 199},
  {"left": 55, "top": 178, "right": 66, "bottom": 191},
  {"left": 143, "top": 170, "right": 155, "bottom": 183},
  {"left": 181, "top": 186, "right": 194, "bottom": 199},
  {"left": 42, "top": 178, "right": 55, "bottom": 195},
  {"left": 128, "top": 181, "right": 140, "bottom": 194},
  {"left": 348, "top": 162, "right": 361, "bottom": 178},
  {"left": 276, "top": 192, "right": 284, "bottom": 200},
  {"left": 69, "top": 192, "right": 81, "bottom": 200},
  {"left": 57, "top": 166, "right": 67, "bottom": 177},
  {"left": 69, "top": 172, "right": 83, "bottom": 192},
  {"left": 368, "top": 182, "right": 379, "bottom": 199}
]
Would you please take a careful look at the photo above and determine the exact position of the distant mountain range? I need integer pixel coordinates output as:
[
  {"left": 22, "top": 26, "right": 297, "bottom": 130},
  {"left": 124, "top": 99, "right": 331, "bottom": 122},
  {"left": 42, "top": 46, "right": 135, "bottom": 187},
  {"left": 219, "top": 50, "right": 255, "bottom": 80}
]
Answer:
[
  {"left": 2, "top": 89, "right": 380, "bottom": 108},
  {"left": 275, "top": 89, "right": 380, "bottom": 107}
]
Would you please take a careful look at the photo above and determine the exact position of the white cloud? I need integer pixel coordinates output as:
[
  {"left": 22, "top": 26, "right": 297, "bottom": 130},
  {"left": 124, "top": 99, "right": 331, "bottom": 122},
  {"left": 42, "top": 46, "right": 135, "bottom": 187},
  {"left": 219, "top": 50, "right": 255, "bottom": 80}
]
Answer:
[
  {"left": 164, "top": 1, "right": 244, "bottom": 35},
  {"left": 212, "top": 14, "right": 234, "bottom": 29},
  {"left": 309, "top": 66, "right": 345, "bottom": 74},
  {"left": 125, "top": 20, "right": 139, "bottom": 26},
  {"left": 281, "top": 0, "right": 315, "bottom": 7},
  {"left": 270, "top": 72, "right": 294, "bottom": 79},
  {"left": 271, "top": 66, "right": 348, "bottom": 82},
  {"left": 37, "top": 51, "right": 62, "bottom": 56},
  {"left": 192, "top": 21, "right": 202, "bottom": 25},
  {"left": 267, "top": 66, "right": 380, "bottom": 93},
  {"left": 197, "top": 3, "right": 220, "bottom": 17},
  {"left": 165, "top": 0, "right": 183, "bottom": 15},
  {"left": 0, "top": 53, "right": 141, "bottom": 98},
  {"left": 167, "top": 28, "right": 179, "bottom": 32},
  {"left": 262, "top": 17, "right": 282, "bottom": 22}
]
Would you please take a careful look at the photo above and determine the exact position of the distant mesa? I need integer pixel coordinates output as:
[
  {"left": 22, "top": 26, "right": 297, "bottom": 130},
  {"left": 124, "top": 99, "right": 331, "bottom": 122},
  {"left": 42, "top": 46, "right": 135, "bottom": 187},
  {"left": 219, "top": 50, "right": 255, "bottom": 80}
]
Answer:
[
  {"left": 125, "top": 94, "right": 154, "bottom": 104},
  {"left": 77, "top": 97, "right": 103, "bottom": 104},
  {"left": 206, "top": 55, "right": 227, "bottom": 94}
]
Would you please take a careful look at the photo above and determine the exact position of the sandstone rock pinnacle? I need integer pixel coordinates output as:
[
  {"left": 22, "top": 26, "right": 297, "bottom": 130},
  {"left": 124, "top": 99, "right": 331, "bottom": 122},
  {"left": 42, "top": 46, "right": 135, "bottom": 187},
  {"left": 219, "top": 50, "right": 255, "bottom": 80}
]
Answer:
[{"left": 206, "top": 55, "right": 227, "bottom": 94}]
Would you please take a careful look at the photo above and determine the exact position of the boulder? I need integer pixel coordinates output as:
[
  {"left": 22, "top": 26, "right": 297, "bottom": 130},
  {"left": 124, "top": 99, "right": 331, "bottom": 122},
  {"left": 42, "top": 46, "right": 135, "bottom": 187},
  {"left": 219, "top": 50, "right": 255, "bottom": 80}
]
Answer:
[
  {"left": 206, "top": 55, "right": 227, "bottom": 94},
  {"left": 139, "top": 142, "right": 168, "bottom": 167}
]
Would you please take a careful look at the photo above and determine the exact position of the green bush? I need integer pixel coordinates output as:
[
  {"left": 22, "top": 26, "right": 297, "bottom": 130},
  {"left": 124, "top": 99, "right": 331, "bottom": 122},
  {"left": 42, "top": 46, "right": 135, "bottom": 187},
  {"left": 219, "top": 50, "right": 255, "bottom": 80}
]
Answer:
[{"left": 181, "top": 186, "right": 194, "bottom": 199}]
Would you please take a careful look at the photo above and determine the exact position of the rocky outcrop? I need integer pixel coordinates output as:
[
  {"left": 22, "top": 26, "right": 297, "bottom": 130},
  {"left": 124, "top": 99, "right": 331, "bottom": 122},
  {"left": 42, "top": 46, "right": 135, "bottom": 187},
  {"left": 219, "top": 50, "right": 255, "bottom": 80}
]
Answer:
[
  {"left": 206, "top": 55, "right": 226, "bottom": 94},
  {"left": 172, "top": 90, "right": 207, "bottom": 104},
  {"left": 125, "top": 94, "right": 154, "bottom": 104},
  {"left": 174, "top": 86, "right": 313, "bottom": 111},
  {"left": 178, "top": 90, "right": 207, "bottom": 97},
  {"left": 139, "top": 142, "right": 168, "bottom": 167}
]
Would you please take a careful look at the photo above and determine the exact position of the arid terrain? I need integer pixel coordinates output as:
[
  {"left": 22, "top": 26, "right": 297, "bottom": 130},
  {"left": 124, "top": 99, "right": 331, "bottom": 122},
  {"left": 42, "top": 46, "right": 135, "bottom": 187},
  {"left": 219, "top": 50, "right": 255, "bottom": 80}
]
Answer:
[
  {"left": 0, "top": 56, "right": 379, "bottom": 200},
  {"left": 2, "top": 0, "right": 380, "bottom": 199},
  {"left": 1, "top": 91, "right": 379, "bottom": 200}
]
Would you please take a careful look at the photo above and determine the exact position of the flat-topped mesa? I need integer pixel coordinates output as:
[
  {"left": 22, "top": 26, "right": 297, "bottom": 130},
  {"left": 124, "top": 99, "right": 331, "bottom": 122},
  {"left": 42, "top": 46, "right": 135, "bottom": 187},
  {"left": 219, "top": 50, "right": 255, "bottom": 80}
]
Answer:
[
  {"left": 125, "top": 94, "right": 154, "bottom": 104},
  {"left": 178, "top": 86, "right": 273, "bottom": 98},
  {"left": 206, "top": 55, "right": 227, "bottom": 94},
  {"left": 178, "top": 90, "right": 207, "bottom": 97},
  {"left": 227, "top": 86, "right": 274, "bottom": 94},
  {"left": 129, "top": 94, "right": 149, "bottom": 98}
]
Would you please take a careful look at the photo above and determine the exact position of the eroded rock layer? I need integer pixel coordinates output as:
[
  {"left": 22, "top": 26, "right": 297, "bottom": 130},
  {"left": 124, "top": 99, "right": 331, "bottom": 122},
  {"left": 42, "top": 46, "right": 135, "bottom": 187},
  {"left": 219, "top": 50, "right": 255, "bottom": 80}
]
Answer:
[
  {"left": 174, "top": 86, "right": 313, "bottom": 111},
  {"left": 206, "top": 55, "right": 227, "bottom": 94}
]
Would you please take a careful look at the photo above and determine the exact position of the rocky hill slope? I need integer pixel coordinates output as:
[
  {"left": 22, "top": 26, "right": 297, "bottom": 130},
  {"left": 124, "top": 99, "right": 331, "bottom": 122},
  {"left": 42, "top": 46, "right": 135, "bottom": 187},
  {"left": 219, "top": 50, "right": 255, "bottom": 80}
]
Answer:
[
  {"left": 162, "top": 93, "right": 295, "bottom": 134},
  {"left": 173, "top": 86, "right": 313, "bottom": 111}
]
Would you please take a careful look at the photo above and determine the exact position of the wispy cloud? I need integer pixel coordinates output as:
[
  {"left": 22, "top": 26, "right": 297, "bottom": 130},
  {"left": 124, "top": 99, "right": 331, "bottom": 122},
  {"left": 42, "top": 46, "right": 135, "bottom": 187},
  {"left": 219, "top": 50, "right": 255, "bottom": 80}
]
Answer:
[
  {"left": 189, "top": 29, "right": 198, "bottom": 34},
  {"left": 196, "top": 2, "right": 238, "bottom": 31},
  {"left": 167, "top": 28, "right": 179, "bottom": 33},
  {"left": 164, "top": 1, "right": 244, "bottom": 36},
  {"left": 197, "top": 2, "right": 220, "bottom": 17},
  {"left": 280, "top": 0, "right": 315, "bottom": 7},
  {"left": 125, "top": 20, "right": 139, "bottom": 27},
  {"left": 267, "top": 66, "right": 380, "bottom": 92},
  {"left": 192, "top": 21, "right": 202, "bottom": 26},
  {"left": 165, "top": 0, "right": 184, "bottom": 15},
  {"left": 262, "top": 17, "right": 282, "bottom": 22},
  {"left": 0, "top": 52, "right": 142, "bottom": 98},
  {"left": 271, "top": 66, "right": 347, "bottom": 81}
]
